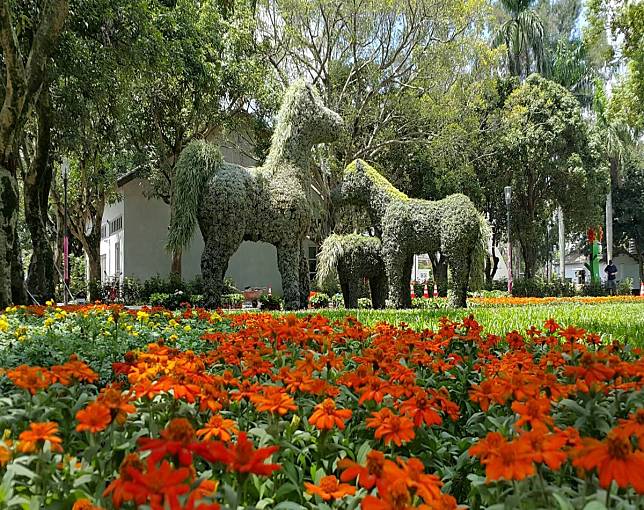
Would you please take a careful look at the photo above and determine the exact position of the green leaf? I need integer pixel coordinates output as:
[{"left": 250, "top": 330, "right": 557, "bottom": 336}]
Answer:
[
  {"left": 552, "top": 492, "right": 574, "bottom": 510},
  {"left": 273, "top": 503, "right": 306, "bottom": 510},
  {"left": 582, "top": 502, "right": 607, "bottom": 510}
]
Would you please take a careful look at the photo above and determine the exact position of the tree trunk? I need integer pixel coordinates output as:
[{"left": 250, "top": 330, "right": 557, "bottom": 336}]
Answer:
[
  {"left": 0, "top": 161, "right": 26, "bottom": 306},
  {"left": 558, "top": 206, "right": 565, "bottom": 281},
  {"left": 484, "top": 231, "right": 500, "bottom": 287},
  {"left": 24, "top": 91, "right": 55, "bottom": 303},
  {"left": 87, "top": 247, "right": 101, "bottom": 301},
  {"left": 171, "top": 248, "right": 182, "bottom": 276},
  {"left": 605, "top": 191, "right": 613, "bottom": 263}
]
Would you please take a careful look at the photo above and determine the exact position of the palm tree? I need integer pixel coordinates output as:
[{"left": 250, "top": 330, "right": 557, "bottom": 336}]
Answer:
[
  {"left": 493, "top": 0, "right": 546, "bottom": 78},
  {"left": 547, "top": 39, "right": 595, "bottom": 106}
]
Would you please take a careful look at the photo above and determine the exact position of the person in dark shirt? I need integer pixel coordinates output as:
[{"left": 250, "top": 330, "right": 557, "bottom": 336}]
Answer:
[{"left": 605, "top": 260, "right": 618, "bottom": 295}]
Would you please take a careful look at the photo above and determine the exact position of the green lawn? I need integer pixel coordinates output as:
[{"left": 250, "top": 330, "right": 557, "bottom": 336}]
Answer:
[{"left": 297, "top": 302, "right": 644, "bottom": 346}]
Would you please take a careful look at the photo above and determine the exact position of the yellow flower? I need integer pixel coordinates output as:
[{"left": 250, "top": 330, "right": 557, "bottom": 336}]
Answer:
[
  {"left": 44, "top": 318, "right": 55, "bottom": 328},
  {"left": 0, "top": 318, "right": 9, "bottom": 332},
  {"left": 210, "top": 312, "right": 222, "bottom": 323},
  {"left": 169, "top": 334, "right": 178, "bottom": 341},
  {"left": 45, "top": 300, "right": 55, "bottom": 307},
  {"left": 169, "top": 319, "right": 178, "bottom": 328},
  {"left": 137, "top": 311, "right": 149, "bottom": 322},
  {"left": 183, "top": 325, "right": 192, "bottom": 332}
]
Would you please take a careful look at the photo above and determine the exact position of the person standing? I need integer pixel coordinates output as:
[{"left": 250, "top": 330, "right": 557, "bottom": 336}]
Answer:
[{"left": 604, "top": 260, "right": 618, "bottom": 295}]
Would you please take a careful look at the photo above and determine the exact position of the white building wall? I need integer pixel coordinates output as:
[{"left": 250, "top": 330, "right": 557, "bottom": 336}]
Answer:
[{"left": 98, "top": 199, "right": 124, "bottom": 282}]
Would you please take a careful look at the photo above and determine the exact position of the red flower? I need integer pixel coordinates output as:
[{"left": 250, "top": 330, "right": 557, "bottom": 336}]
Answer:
[
  {"left": 201, "top": 432, "right": 280, "bottom": 476},
  {"left": 123, "top": 460, "right": 191, "bottom": 509},
  {"left": 138, "top": 418, "right": 200, "bottom": 466}
]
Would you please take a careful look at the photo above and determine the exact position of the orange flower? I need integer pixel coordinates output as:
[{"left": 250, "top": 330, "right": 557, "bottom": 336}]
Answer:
[
  {"left": 512, "top": 397, "right": 553, "bottom": 430},
  {"left": 339, "top": 449, "right": 386, "bottom": 489},
  {"left": 103, "top": 453, "right": 147, "bottom": 507},
  {"left": 515, "top": 429, "right": 568, "bottom": 470},
  {"left": 201, "top": 432, "right": 280, "bottom": 476},
  {"left": 615, "top": 409, "right": 644, "bottom": 446},
  {"left": 308, "top": 399, "right": 352, "bottom": 430},
  {"left": 304, "top": 475, "right": 356, "bottom": 500},
  {"left": 97, "top": 385, "right": 136, "bottom": 425},
  {"left": 367, "top": 408, "right": 415, "bottom": 446},
  {"left": 72, "top": 499, "right": 104, "bottom": 510},
  {"left": 6, "top": 365, "right": 53, "bottom": 394},
  {"left": 399, "top": 391, "right": 442, "bottom": 428},
  {"left": 18, "top": 422, "right": 63, "bottom": 453},
  {"left": 0, "top": 442, "right": 12, "bottom": 466},
  {"left": 76, "top": 402, "right": 112, "bottom": 433},
  {"left": 250, "top": 387, "right": 297, "bottom": 415},
  {"left": 573, "top": 432, "right": 644, "bottom": 493},
  {"left": 196, "top": 414, "right": 239, "bottom": 442},
  {"left": 138, "top": 418, "right": 200, "bottom": 466},
  {"left": 469, "top": 432, "right": 534, "bottom": 481},
  {"left": 361, "top": 478, "right": 414, "bottom": 510}
]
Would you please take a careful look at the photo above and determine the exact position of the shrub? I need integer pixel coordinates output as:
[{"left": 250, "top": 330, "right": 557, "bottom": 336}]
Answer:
[
  {"left": 581, "top": 281, "right": 606, "bottom": 297},
  {"left": 309, "top": 292, "right": 330, "bottom": 308},
  {"left": 259, "top": 293, "right": 282, "bottom": 310},
  {"left": 121, "top": 277, "right": 142, "bottom": 304},
  {"left": 330, "top": 293, "right": 344, "bottom": 308},
  {"left": 221, "top": 293, "right": 244, "bottom": 308},
  {"left": 618, "top": 277, "right": 634, "bottom": 296},
  {"left": 358, "top": 297, "right": 372, "bottom": 309}
]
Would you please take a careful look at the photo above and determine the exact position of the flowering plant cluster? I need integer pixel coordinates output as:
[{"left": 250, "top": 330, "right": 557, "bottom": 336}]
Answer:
[{"left": 0, "top": 305, "right": 643, "bottom": 509}]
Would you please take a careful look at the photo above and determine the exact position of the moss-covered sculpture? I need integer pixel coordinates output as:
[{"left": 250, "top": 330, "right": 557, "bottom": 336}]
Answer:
[
  {"left": 316, "top": 234, "right": 387, "bottom": 309},
  {"left": 333, "top": 159, "right": 489, "bottom": 308},
  {"left": 167, "top": 81, "right": 343, "bottom": 309}
]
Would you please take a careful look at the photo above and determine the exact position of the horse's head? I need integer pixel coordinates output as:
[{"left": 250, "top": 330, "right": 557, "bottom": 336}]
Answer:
[
  {"left": 282, "top": 80, "right": 344, "bottom": 144},
  {"left": 332, "top": 159, "right": 372, "bottom": 206}
]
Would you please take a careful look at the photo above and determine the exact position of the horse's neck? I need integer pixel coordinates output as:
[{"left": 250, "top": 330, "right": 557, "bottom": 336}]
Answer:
[
  {"left": 365, "top": 179, "right": 396, "bottom": 220},
  {"left": 265, "top": 132, "right": 312, "bottom": 187}
]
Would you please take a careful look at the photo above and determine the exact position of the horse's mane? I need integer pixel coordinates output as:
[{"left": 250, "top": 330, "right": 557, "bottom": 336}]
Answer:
[
  {"left": 265, "top": 80, "right": 307, "bottom": 168},
  {"left": 346, "top": 159, "right": 409, "bottom": 201}
]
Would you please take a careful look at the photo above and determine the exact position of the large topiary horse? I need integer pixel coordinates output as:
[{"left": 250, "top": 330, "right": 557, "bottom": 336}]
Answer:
[
  {"left": 167, "top": 81, "right": 343, "bottom": 309},
  {"left": 316, "top": 234, "right": 388, "bottom": 309},
  {"left": 334, "top": 159, "right": 489, "bottom": 308}
]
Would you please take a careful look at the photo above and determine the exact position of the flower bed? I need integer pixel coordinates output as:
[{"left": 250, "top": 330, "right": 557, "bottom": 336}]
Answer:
[
  {"left": 469, "top": 295, "right": 644, "bottom": 306},
  {"left": 0, "top": 305, "right": 643, "bottom": 509}
]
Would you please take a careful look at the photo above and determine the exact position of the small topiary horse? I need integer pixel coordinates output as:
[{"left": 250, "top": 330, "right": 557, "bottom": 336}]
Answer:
[
  {"left": 333, "top": 159, "right": 489, "bottom": 308},
  {"left": 316, "top": 233, "right": 387, "bottom": 309},
  {"left": 167, "top": 81, "right": 343, "bottom": 309}
]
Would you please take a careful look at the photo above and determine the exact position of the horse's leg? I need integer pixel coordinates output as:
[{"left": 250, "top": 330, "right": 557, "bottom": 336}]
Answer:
[
  {"left": 369, "top": 272, "right": 388, "bottom": 309},
  {"left": 338, "top": 261, "right": 358, "bottom": 308},
  {"left": 400, "top": 254, "right": 414, "bottom": 308},
  {"left": 448, "top": 254, "right": 470, "bottom": 308},
  {"left": 277, "top": 242, "right": 301, "bottom": 310},
  {"left": 201, "top": 235, "right": 242, "bottom": 309},
  {"left": 299, "top": 246, "right": 310, "bottom": 309},
  {"left": 384, "top": 242, "right": 408, "bottom": 309}
]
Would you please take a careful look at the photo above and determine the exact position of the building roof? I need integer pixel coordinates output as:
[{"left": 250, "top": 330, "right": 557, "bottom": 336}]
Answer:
[{"left": 116, "top": 169, "right": 140, "bottom": 188}]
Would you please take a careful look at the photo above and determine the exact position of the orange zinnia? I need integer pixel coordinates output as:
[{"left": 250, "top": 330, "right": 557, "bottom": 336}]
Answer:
[
  {"left": 573, "top": 432, "right": 644, "bottom": 493},
  {"left": 6, "top": 365, "right": 53, "bottom": 394},
  {"left": 361, "top": 478, "right": 414, "bottom": 510},
  {"left": 304, "top": 475, "right": 356, "bottom": 500},
  {"left": 399, "top": 391, "right": 442, "bottom": 428},
  {"left": 0, "top": 442, "right": 12, "bottom": 466},
  {"left": 614, "top": 409, "right": 644, "bottom": 446},
  {"left": 18, "top": 422, "right": 63, "bottom": 453},
  {"left": 308, "top": 399, "right": 352, "bottom": 430},
  {"left": 196, "top": 414, "right": 239, "bottom": 442},
  {"left": 469, "top": 432, "right": 534, "bottom": 481},
  {"left": 201, "top": 432, "right": 281, "bottom": 476},
  {"left": 250, "top": 387, "right": 297, "bottom": 416},
  {"left": 512, "top": 397, "right": 553, "bottom": 430},
  {"left": 76, "top": 402, "right": 112, "bottom": 433},
  {"left": 339, "top": 449, "right": 386, "bottom": 489},
  {"left": 367, "top": 408, "right": 415, "bottom": 446},
  {"left": 72, "top": 499, "right": 104, "bottom": 510}
]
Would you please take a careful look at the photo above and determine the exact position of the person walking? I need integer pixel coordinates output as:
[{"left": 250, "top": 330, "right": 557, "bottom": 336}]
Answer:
[{"left": 604, "top": 260, "right": 618, "bottom": 295}]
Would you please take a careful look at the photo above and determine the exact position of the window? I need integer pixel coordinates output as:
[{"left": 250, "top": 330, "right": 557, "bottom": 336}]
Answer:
[
  {"left": 100, "top": 255, "right": 107, "bottom": 281},
  {"left": 114, "top": 241, "right": 121, "bottom": 275},
  {"left": 307, "top": 245, "right": 317, "bottom": 281},
  {"left": 109, "top": 216, "right": 123, "bottom": 235},
  {"left": 101, "top": 223, "right": 108, "bottom": 239}
]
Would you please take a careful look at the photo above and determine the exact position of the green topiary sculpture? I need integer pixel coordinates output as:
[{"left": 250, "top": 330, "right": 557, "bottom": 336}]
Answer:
[
  {"left": 316, "top": 233, "right": 387, "bottom": 309},
  {"left": 167, "top": 81, "right": 343, "bottom": 309},
  {"left": 333, "top": 159, "right": 489, "bottom": 308}
]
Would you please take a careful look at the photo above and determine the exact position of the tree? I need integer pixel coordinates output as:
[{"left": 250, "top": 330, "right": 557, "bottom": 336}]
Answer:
[
  {"left": 499, "top": 74, "right": 608, "bottom": 278},
  {"left": 613, "top": 150, "right": 644, "bottom": 284},
  {"left": 0, "top": 0, "right": 68, "bottom": 306},
  {"left": 614, "top": 2, "right": 644, "bottom": 124},
  {"left": 128, "top": 0, "right": 273, "bottom": 275},
  {"left": 259, "top": 0, "right": 496, "bottom": 166},
  {"left": 493, "top": 0, "right": 545, "bottom": 78}
]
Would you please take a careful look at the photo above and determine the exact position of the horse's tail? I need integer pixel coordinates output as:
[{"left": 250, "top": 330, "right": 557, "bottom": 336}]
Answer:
[
  {"left": 316, "top": 234, "right": 345, "bottom": 287},
  {"left": 469, "top": 211, "right": 491, "bottom": 290},
  {"left": 167, "top": 140, "right": 222, "bottom": 252}
]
